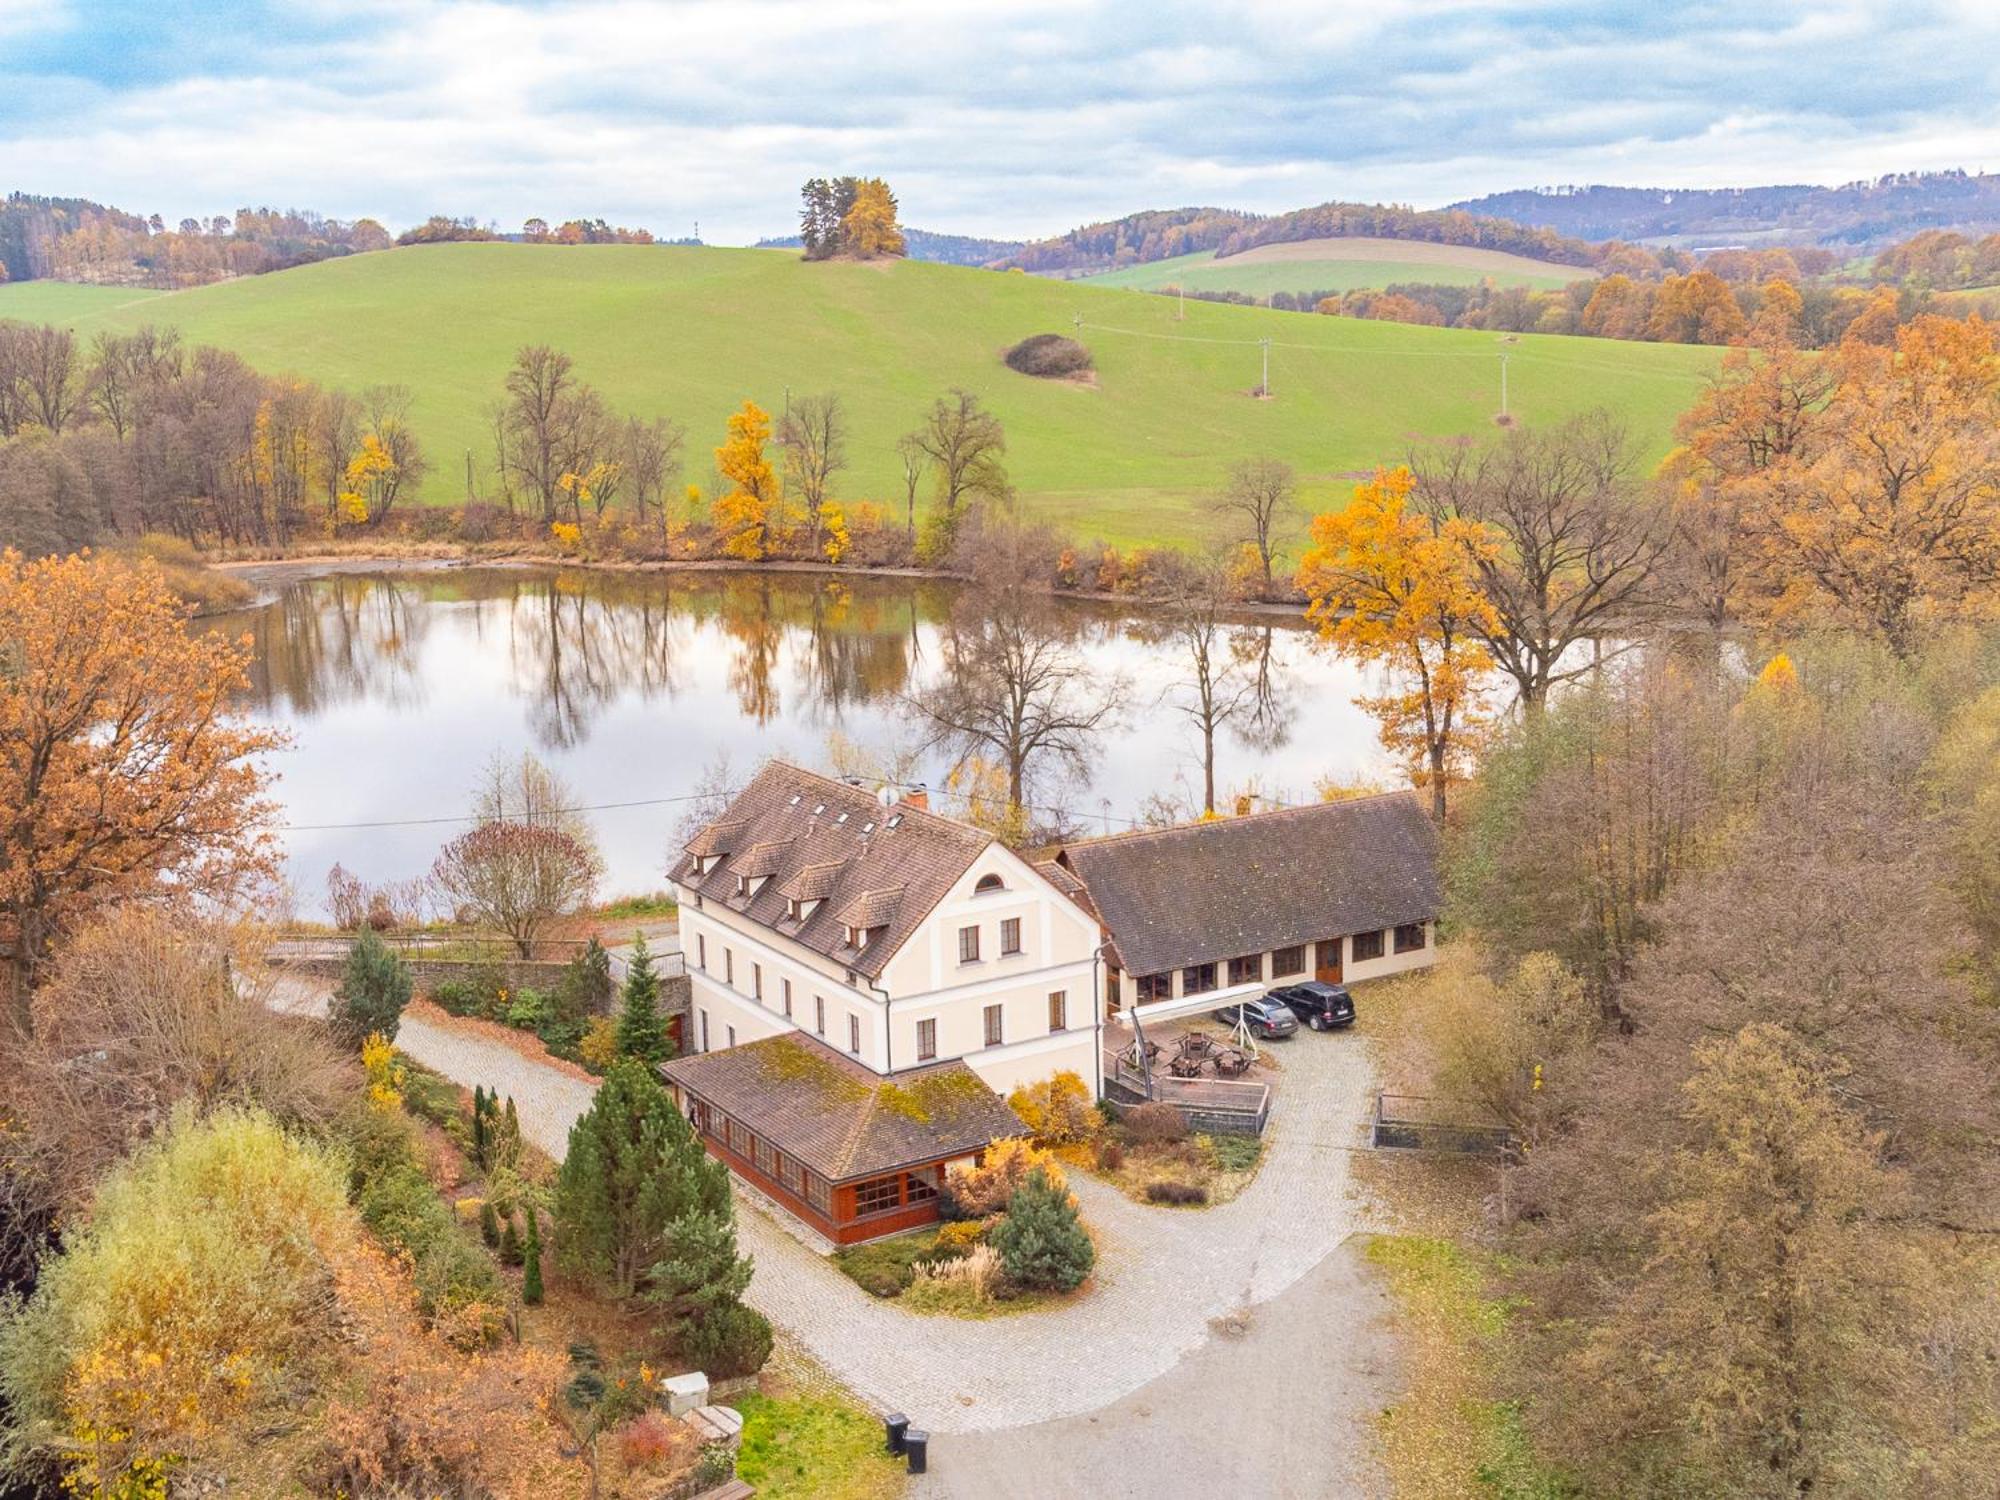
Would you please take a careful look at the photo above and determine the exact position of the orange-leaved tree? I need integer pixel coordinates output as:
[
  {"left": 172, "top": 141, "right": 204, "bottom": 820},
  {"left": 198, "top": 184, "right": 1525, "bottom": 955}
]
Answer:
[
  {"left": 1296, "top": 467, "right": 1500, "bottom": 820},
  {"left": 841, "top": 178, "right": 905, "bottom": 259},
  {"left": 713, "top": 401, "right": 781, "bottom": 561},
  {"left": 0, "top": 550, "right": 281, "bottom": 1028}
]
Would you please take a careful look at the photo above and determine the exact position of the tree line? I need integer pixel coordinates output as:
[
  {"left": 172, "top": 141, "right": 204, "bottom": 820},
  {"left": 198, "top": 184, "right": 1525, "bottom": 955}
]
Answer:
[{"left": 0, "top": 321, "right": 426, "bottom": 554}]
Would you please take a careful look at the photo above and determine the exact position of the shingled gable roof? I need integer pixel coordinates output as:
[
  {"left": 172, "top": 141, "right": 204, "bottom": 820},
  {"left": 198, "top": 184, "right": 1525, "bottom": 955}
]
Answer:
[
  {"left": 669, "top": 762, "right": 993, "bottom": 979},
  {"left": 661, "top": 1034, "right": 1025, "bottom": 1181},
  {"left": 1055, "top": 791, "right": 1441, "bottom": 978}
]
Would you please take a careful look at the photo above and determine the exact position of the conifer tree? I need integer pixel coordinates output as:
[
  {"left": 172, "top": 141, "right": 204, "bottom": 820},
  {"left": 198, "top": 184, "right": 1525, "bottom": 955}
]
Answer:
[
  {"left": 991, "top": 1166, "right": 1094, "bottom": 1291},
  {"left": 521, "top": 1207, "right": 544, "bottom": 1306},
  {"left": 472, "top": 1084, "right": 491, "bottom": 1165},
  {"left": 615, "top": 935, "right": 671, "bottom": 1065},
  {"left": 499, "top": 1212, "right": 523, "bottom": 1267},
  {"left": 554, "top": 1059, "right": 727, "bottom": 1297},
  {"left": 479, "top": 1198, "right": 501, "bottom": 1248},
  {"left": 332, "top": 928, "right": 412, "bottom": 1048}
]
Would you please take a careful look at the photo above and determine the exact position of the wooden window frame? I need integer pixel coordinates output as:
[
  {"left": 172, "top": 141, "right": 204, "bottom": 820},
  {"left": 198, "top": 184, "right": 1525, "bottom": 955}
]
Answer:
[
  {"left": 1271, "top": 945, "right": 1305, "bottom": 977},
  {"left": 1227, "top": 954, "right": 1261, "bottom": 985},
  {"left": 1352, "top": 929, "right": 1386, "bottom": 962},
  {"left": 1136, "top": 973, "right": 1172, "bottom": 1003},
  {"left": 1181, "top": 961, "right": 1218, "bottom": 995},
  {"left": 916, "top": 1017, "right": 937, "bottom": 1061},
  {"left": 983, "top": 1002, "right": 1004, "bottom": 1048},
  {"left": 1000, "top": 917, "right": 1022, "bottom": 955},
  {"left": 853, "top": 1174, "right": 903, "bottom": 1218},
  {"left": 958, "top": 925, "right": 980, "bottom": 964},
  {"left": 1048, "top": 990, "right": 1067, "bottom": 1032},
  {"left": 1394, "top": 922, "right": 1427, "bottom": 954}
]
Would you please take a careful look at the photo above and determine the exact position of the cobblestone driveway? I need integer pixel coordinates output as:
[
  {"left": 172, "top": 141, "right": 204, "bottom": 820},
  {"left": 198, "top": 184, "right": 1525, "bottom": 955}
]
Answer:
[{"left": 273, "top": 975, "right": 1384, "bottom": 1435}]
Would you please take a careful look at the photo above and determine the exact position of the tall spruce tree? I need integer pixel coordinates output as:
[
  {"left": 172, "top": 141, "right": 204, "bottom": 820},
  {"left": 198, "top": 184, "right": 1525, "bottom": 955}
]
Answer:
[
  {"left": 331, "top": 928, "right": 412, "bottom": 1048},
  {"left": 553, "top": 1059, "right": 728, "bottom": 1297},
  {"left": 521, "top": 1207, "right": 544, "bottom": 1305},
  {"left": 615, "top": 935, "right": 671, "bottom": 1064}
]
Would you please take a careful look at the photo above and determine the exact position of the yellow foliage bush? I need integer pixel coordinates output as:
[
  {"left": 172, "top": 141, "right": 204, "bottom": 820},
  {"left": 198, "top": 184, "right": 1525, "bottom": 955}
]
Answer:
[
  {"left": 1007, "top": 1070, "right": 1099, "bottom": 1147},
  {"left": 362, "top": 1030, "right": 405, "bottom": 1111},
  {"left": 549, "top": 520, "right": 582, "bottom": 553},
  {"left": 945, "top": 1137, "right": 1067, "bottom": 1218},
  {"left": 932, "top": 1217, "right": 991, "bottom": 1253},
  {"left": 579, "top": 1014, "right": 619, "bottom": 1072}
]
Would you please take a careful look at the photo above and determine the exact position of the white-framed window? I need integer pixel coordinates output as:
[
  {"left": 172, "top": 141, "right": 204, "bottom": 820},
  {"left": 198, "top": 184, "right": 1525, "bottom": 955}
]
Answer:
[
  {"left": 1048, "top": 990, "right": 1067, "bottom": 1032},
  {"left": 958, "top": 925, "right": 980, "bottom": 963},
  {"left": 916, "top": 1018, "right": 937, "bottom": 1061},
  {"left": 848, "top": 1014, "right": 861, "bottom": 1054},
  {"left": 1000, "top": 917, "right": 1022, "bottom": 955},
  {"left": 983, "top": 1003, "right": 1003, "bottom": 1047},
  {"left": 782, "top": 978, "right": 793, "bottom": 1018}
]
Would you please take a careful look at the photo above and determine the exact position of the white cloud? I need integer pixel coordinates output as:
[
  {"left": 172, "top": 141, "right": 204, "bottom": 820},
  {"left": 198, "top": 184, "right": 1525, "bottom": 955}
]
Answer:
[{"left": 3, "top": 0, "right": 1997, "bottom": 242}]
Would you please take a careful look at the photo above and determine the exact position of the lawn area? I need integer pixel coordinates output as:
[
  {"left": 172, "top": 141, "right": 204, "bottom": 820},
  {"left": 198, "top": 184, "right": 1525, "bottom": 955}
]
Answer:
[
  {"left": 0, "top": 243, "right": 1718, "bottom": 549},
  {"left": 1365, "top": 1236, "right": 1570, "bottom": 1500},
  {"left": 735, "top": 1387, "right": 906, "bottom": 1500}
]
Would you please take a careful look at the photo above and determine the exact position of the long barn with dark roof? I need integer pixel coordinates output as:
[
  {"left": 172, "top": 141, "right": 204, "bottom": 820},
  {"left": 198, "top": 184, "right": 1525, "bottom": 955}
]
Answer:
[{"left": 1053, "top": 792, "right": 1442, "bottom": 1015}]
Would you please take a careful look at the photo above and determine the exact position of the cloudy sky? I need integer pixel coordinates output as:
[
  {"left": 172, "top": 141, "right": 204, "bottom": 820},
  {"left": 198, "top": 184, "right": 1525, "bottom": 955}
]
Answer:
[{"left": 3, "top": 0, "right": 1998, "bottom": 244}]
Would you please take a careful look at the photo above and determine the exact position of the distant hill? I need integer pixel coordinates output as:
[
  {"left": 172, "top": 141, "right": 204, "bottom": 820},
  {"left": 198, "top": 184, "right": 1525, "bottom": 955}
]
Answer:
[
  {"left": 1454, "top": 170, "right": 2000, "bottom": 249},
  {"left": 0, "top": 243, "right": 1719, "bottom": 549},
  {"left": 1000, "top": 201, "right": 1597, "bottom": 277},
  {"left": 754, "top": 226, "right": 1024, "bottom": 267},
  {"left": 1080, "top": 236, "right": 1584, "bottom": 298}
]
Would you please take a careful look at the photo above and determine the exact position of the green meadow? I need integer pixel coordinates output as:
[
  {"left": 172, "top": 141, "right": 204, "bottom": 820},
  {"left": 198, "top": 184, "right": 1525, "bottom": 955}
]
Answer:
[
  {"left": 1079, "top": 236, "right": 1585, "bottom": 298},
  {"left": 0, "top": 243, "right": 1716, "bottom": 547}
]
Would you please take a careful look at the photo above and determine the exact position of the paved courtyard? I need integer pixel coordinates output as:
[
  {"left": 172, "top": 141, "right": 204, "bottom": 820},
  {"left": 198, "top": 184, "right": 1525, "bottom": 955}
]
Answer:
[{"left": 271, "top": 973, "right": 1390, "bottom": 1449}]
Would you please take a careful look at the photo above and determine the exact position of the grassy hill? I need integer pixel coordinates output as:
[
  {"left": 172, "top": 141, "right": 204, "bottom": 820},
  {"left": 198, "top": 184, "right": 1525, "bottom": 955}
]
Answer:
[
  {"left": 0, "top": 243, "right": 1718, "bottom": 548},
  {"left": 1080, "top": 237, "right": 1584, "bottom": 297}
]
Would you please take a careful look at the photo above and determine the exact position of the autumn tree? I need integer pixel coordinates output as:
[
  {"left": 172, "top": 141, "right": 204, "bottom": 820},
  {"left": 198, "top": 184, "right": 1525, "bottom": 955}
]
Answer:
[
  {"left": 778, "top": 391, "right": 846, "bottom": 551},
  {"left": 841, "top": 178, "right": 905, "bottom": 259},
  {"left": 1410, "top": 412, "right": 1667, "bottom": 707},
  {"left": 910, "top": 389, "right": 1009, "bottom": 547},
  {"left": 713, "top": 400, "right": 781, "bottom": 561},
  {"left": 495, "top": 344, "right": 611, "bottom": 525},
  {"left": 1210, "top": 457, "right": 1296, "bottom": 593},
  {"left": 0, "top": 551, "right": 280, "bottom": 1023},
  {"left": 1296, "top": 467, "right": 1499, "bottom": 820}
]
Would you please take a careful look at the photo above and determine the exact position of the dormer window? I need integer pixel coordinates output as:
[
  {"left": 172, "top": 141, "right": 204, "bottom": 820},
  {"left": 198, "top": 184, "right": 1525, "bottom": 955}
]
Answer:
[
  {"left": 735, "top": 873, "right": 769, "bottom": 899},
  {"left": 697, "top": 854, "right": 718, "bottom": 876}
]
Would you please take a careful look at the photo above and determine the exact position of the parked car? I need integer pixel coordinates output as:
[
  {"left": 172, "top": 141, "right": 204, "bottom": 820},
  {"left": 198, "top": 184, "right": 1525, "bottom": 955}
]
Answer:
[
  {"left": 1266, "top": 980, "right": 1356, "bottom": 1031},
  {"left": 1212, "top": 995, "right": 1299, "bottom": 1039}
]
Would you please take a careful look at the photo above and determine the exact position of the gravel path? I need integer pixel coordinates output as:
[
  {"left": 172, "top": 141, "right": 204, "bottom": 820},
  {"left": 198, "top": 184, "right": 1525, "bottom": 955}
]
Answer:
[{"left": 272, "top": 974, "right": 1387, "bottom": 1438}]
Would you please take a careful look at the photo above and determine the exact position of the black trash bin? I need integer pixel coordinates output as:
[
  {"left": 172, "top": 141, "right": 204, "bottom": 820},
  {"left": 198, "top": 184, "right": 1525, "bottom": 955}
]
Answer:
[
  {"left": 884, "top": 1413, "right": 909, "bottom": 1455},
  {"left": 904, "top": 1429, "right": 930, "bottom": 1474}
]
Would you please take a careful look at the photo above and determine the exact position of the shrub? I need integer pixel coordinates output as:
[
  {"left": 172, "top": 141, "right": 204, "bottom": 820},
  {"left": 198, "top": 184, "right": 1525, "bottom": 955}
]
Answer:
[
  {"left": 1204, "top": 1132, "right": 1264, "bottom": 1174},
  {"left": 578, "top": 1014, "right": 620, "bottom": 1072},
  {"left": 932, "top": 1218, "right": 990, "bottom": 1254},
  {"left": 1144, "top": 1178, "right": 1209, "bottom": 1206},
  {"left": 499, "top": 1215, "right": 523, "bottom": 1266},
  {"left": 559, "top": 936, "right": 615, "bottom": 1018},
  {"left": 357, "top": 1160, "right": 502, "bottom": 1318},
  {"left": 678, "top": 1301, "right": 773, "bottom": 1378},
  {"left": 0, "top": 1108, "right": 355, "bottom": 1488},
  {"left": 944, "top": 1137, "right": 1066, "bottom": 1219},
  {"left": 991, "top": 1167, "right": 1094, "bottom": 1293},
  {"left": 479, "top": 1199, "right": 501, "bottom": 1247},
  {"left": 1008, "top": 1070, "right": 1099, "bottom": 1146},
  {"left": 504, "top": 986, "right": 552, "bottom": 1031},
  {"left": 332, "top": 930, "right": 413, "bottom": 1048},
  {"left": 618, "top": 1410, "right": 691, "bottom": 1472},
  {"left": 1003, "top": 333, "right": 1094, "bottom": 378},
  {"left": 521, "top": 1209, "right": 544, "bottom": 1306},
  {"left": 901, "top": 1244, "right": 1003, "bottom": 1314},
  {"left": 1095, "top": 1138, "right": 1126, "bottom": 1171},
  {"left": 431, "top": 978, "right": 474, "bottom": 1015},
  {"left": 1122, "top": 1101, "right": 1190, "bottom": 1147}
]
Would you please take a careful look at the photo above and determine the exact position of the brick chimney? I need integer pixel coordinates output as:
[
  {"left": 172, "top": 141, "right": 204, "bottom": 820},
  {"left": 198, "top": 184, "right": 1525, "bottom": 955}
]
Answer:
[{"left": 899, "top": 782, "right": 929, "bottom": 812}]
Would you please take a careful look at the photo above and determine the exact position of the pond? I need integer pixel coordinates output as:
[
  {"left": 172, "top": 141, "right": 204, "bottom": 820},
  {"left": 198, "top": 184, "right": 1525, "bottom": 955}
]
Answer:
[{"left": 211, "top": 564, "right": 1398, "bottom": 914}]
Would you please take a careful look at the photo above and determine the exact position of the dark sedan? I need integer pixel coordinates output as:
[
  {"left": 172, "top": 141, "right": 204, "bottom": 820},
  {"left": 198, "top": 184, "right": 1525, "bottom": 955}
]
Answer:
[
  {"left": 1266, "top": 981, "right": 1357, "bottom": 1031},
  {"left": 1212, "top": 995, "right": 1300, "bottom": 1039}
]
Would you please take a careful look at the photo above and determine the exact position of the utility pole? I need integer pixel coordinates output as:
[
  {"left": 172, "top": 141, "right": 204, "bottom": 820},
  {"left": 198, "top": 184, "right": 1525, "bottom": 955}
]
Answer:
[
  {"left": 1259, "top": 337, "right": 1271, "bottom": 398},
  {"left": 1072, "top": 311, "right": 1083, "bottom": 340}
]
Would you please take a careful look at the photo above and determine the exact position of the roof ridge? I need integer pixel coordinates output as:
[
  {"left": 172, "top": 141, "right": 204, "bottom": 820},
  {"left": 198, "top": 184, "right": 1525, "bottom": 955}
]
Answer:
[
  {"left": 756, "top": 760, "right": 991, "bottom": 847},
  {"left": 1061, "top": 788, "right": 1422, "bottom": 852}
]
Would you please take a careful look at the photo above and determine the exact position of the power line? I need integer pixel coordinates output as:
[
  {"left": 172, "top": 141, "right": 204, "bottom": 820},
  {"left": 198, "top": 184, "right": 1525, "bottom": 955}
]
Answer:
[{"left": 277, "top": 789, "right": 728, "bottom": 832}]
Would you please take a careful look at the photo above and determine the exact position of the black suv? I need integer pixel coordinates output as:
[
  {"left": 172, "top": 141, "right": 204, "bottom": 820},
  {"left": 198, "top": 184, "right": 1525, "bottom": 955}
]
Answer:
[
  {"left": 1266, "top": 981, "right": 1356, "bottom": 1031},
  {"left": 1211, "top": 995, "right": 1300, "bottom": 1040}
]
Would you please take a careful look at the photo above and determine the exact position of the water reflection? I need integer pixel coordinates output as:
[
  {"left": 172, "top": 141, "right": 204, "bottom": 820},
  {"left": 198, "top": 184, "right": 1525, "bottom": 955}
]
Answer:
[{"left": 213, "top": 565, "right": 1393, "bottom": 907}]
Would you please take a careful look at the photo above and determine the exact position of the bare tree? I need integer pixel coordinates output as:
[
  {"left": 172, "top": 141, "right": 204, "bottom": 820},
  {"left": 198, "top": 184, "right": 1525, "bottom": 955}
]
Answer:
[
  {"left": 1157, "top": 552, "right": 1263, "bottom": 813},
  {"left": 360, "top": 384, "right": 427, "bottom": 526},
  {"left": 778, "top": 392, "right": 846, "bottom": 550},
  {"left": 910, "top": 389, "right": 1009, "bottom": 530},
  {"left": 1212, "top": 457, "right": 1296, "bottom": 593},
  {"left": 621, "top": 414, "right": 685, "bottom": 548},
  {"left": 495, "top": 345, "right": 613, "bottom": 525},
  {"left": 907, "top": 533, "right": 1122, "bottom": 825},
  {"left": 896, "top": 432, "right": 929, "bottom": 547},
  {"left": 431, "top": 821, "right": 599, "bottom": 956},
  {"left": 1411, "top": 412, "right": 1668, "bottom": 709}
]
